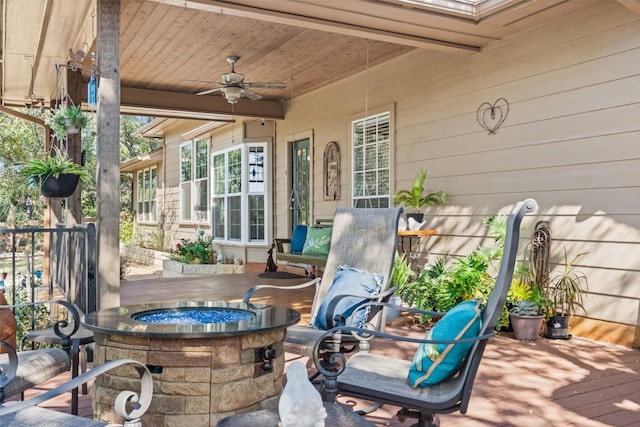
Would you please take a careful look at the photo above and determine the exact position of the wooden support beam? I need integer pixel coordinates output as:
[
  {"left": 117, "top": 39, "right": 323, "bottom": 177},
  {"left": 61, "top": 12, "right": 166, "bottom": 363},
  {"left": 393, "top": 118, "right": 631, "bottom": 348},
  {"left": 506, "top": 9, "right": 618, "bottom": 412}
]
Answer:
[
  {"left": 66, "top": 69, "right": 84, "bottom": 227},
  {"left": 120, "top": 87, "right": 285, "bottom": 119},
  {"left": 96, "top": 0, "right": 121, "bottom": 310}
]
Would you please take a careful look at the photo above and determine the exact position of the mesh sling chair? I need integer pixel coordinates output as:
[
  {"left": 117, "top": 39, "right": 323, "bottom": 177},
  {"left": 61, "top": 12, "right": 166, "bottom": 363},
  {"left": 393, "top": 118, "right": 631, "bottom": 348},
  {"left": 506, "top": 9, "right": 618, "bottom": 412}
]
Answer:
[
  {"left": 313, "top": 199, "right": 537, "bottom": 427},
  {"left": 244, "top": 207, "right": 402, "bottom": 362}
]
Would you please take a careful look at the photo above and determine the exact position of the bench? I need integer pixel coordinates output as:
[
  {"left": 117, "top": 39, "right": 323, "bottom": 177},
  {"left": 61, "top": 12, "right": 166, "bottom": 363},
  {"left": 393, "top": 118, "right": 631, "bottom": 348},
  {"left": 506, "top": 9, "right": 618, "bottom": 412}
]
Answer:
[{"left": 275, "top": 219, "right": 332, "bottom": 268}]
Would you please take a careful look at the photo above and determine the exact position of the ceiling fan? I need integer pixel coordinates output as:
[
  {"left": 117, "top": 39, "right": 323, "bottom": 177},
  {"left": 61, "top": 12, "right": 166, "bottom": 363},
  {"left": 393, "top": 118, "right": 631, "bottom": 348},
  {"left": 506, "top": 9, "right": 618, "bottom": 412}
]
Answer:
[{"left": 196, "top": 56, "right": 286, "bottom": 104}]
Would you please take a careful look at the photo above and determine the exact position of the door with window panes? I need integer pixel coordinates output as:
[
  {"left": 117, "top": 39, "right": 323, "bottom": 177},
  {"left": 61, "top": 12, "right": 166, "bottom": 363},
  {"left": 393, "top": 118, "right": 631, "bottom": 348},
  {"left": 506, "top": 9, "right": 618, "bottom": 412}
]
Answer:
[{"left": 290, "top": 138, "right": 310, "bottom": 229}]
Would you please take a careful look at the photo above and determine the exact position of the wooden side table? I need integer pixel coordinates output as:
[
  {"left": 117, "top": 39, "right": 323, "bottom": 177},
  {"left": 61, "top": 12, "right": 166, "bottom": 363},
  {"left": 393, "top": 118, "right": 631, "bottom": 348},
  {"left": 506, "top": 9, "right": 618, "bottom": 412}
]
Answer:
[
  {"left": 397, "top": 229, "right": 439, "bottom": 270},
  {"left": 216, "top": 402, "right": 376, "bottom": 426}
]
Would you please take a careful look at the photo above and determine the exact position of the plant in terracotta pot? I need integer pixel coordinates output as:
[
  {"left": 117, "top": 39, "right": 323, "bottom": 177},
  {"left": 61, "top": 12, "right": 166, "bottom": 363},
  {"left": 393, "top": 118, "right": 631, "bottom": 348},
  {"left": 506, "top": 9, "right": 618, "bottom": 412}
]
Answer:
[
  {"left": 392, "top": 169, "right": 447, "bottom": 223},
  {"left": 45, "top": 105, "right": 89, "bottom": 140},
  {"left": 544, "top": 248, "right": 588, "bottom": 339},
  {"left": 19, "top": 147, "right": 87, "bottom": 198}
]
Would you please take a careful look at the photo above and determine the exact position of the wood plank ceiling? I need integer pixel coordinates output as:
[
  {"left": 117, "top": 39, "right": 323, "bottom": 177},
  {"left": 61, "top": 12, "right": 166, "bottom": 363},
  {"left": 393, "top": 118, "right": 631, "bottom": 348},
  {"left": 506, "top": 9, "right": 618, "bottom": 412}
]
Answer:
[{"left": 0, "top": 0, "right": 605, "bottom": 119}]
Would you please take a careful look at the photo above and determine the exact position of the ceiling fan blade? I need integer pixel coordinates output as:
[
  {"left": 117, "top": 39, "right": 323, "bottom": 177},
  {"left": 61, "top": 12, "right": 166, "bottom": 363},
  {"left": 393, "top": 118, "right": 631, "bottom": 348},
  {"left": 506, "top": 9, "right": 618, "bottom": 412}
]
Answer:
[
  {"left": 241, "top": 88, "right": 263, "bottom": 101},
  {"left": 183, "top": 79, "right": 221, "bottom": 84},
  {"left": 243, "top": 82, "right": 286, "bottom": 89},
  {"left": 196, "top": 87, "right": 224, "bottom": 96}
]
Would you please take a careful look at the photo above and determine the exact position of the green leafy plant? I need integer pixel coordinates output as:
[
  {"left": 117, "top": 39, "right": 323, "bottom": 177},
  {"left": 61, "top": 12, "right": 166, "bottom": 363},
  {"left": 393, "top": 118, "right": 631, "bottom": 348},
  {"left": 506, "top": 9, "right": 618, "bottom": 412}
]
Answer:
[
  {"left": 508, "top": 276, "right": 551, "bottom": 317},
  {"left": 45, "top": 105, "right": 89, "bottom": 140},
  {"left": 400, "top": 216, "right": 508, "bottom": 327},
  {"left": 548, "top": 248, "right": 588, "bottom": 317},
  {"left": 392, "top": 169, "right": 447, "bottom": 213},
  {"left": 169, "top": 236, "right": 215, "bottom": 264},
  {"left": 5, "top": 287, "right": 50, "bottom": 344},
  {"left": 391, "top": 253, "right": 415, "bottom": 292},
  {"left": 19, "top": 147, "right": 87, "bottom": 181}
]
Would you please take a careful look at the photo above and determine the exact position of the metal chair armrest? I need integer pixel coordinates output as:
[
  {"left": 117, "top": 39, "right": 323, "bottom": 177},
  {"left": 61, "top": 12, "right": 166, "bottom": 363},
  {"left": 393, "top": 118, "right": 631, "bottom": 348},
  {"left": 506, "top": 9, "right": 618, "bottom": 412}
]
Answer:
[
  {"left": 0, "top": 356, "right": 153, "bottom": 426},
  {"left": 243, "top": 277, "right": 321, "bottom": 304},
  {"left": 0, "top": 300, "right": 81, "bottom": 353},
  {"left": 324, "top": 287, "right": 399, "bottom": 329}
]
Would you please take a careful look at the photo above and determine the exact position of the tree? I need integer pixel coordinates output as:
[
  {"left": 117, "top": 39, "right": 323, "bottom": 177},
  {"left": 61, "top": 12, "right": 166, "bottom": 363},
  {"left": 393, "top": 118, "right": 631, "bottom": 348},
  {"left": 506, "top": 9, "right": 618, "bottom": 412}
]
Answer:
[
  {"left": 0, "top": 110, "right": 156, "bottom": 224},
  {"left": 0, "top": 111, "right": 46, "bottom": 224},
  {"left": 119, "top": 115, "right": 158, "bottom": 213}
]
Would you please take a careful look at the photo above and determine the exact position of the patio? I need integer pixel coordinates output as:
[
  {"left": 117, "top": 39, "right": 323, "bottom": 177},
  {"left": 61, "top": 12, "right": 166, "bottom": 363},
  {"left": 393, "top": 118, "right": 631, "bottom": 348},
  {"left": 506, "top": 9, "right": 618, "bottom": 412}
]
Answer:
[{"left": 15, "top": 268, "right": 640, "bottom": 427}]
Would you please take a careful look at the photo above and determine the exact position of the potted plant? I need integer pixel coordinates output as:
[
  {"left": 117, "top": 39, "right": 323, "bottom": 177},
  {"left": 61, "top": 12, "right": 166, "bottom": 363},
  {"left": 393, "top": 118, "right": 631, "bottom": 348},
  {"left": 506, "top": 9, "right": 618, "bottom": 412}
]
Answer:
[
  {"left": 508, "top": 278, "right": 551, "bottom": 341},
  {"left": 392, "top": 169, "right": 447, "bottom": 223},
  {"left": 387, "top": 253, "right": 416, "bottom": 318},
  {"left": 20, "top": 147, "right": 86, "bottom": 198},
  {"left": 544, "top": 248, "right": 588, "bottom": 339},
  {"left": 45, "top": 105, "right": 89, "bottom": 140}
]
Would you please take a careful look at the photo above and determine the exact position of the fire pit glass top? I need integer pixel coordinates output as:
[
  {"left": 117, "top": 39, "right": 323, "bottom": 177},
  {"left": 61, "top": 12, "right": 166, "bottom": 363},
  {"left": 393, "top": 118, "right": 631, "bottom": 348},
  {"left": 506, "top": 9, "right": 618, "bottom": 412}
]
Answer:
[
  {"left": 82, "top": 301, "right": 300, "bottom": 339},
  {"left": 134, "top": 308, "right": 254, "bottom": 324}
]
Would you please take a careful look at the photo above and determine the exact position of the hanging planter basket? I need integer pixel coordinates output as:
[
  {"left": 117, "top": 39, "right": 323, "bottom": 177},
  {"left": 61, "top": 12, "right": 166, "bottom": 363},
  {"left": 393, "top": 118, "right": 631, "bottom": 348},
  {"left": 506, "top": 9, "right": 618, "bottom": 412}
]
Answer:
[
  {"left": 40, "top": 173, "right": 80, "bottom": 198},
  {"left": 64, "top": 117, "right": 80, "bottom": 134}
]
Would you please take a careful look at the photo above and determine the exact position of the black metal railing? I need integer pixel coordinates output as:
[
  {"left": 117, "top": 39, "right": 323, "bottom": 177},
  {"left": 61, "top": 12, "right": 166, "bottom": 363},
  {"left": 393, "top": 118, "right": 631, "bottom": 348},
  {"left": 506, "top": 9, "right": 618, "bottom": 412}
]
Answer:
[{"left": 0, "top": 224, "right": 97, "bottom": 330}]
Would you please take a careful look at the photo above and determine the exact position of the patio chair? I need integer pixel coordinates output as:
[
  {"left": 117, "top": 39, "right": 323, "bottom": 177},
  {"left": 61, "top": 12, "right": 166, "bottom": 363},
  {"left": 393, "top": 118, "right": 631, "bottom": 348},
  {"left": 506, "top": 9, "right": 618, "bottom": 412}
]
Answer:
[
  {"left": 313, "top": 199, "right": 538, "bottom": 427},
  {"left": 0, "top": 339, "right": 153, "bottom": 426},
  {"left": 0, "top": 300, "right": 83, "bottom": 410},
  {"left": 19, "top": 306, "right": 95, "bottom": 415},
  {"left": 244, "top": 207, "right": 402, "bottom": 362}
]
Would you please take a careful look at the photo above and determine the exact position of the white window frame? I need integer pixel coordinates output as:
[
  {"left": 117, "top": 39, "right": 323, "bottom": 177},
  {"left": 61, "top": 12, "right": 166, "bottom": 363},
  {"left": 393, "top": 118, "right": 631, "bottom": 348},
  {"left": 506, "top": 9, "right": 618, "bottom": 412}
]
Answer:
[
  {"left": 179, "top": 139, "right": 210, "bottom": 223},
  {"left": 351, "top": 111, "right": 391, "bottom": 208},
  {"left": 136, "top": 166, "right": 157, "bottom": 223},
  {"left": 211, "top": 142, "right": 270, "bottom": 245}
]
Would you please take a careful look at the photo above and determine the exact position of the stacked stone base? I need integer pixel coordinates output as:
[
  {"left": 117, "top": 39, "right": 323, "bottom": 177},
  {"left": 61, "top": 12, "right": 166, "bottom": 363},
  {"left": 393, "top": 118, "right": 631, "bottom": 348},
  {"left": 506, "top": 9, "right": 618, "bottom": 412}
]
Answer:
[{"left": 92, "top": 329, "right": 285, "bottom": 427}]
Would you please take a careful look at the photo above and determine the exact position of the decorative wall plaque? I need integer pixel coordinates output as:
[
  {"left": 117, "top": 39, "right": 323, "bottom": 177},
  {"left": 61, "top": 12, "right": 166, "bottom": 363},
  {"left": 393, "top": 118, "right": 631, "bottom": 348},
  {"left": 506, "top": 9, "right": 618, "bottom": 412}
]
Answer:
[{"left": 323, "top": 141, "right": 340, "bottom": 200}]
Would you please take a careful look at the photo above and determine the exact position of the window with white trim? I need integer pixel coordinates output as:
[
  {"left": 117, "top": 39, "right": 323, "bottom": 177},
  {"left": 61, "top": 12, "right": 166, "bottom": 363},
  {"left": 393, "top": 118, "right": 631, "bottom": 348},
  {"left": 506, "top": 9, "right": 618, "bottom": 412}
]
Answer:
[
  {"left": 180, "top": 139, "right": 209, "bottom": 222},
  {"left": 352, "top": 112, "right": 391, "bottom": 208},
  {"left": 136, "top": 166, "right": 157, "bottom": 222},
  {"left": 211, "top": 143, "right": 269, "bottom": 243}
]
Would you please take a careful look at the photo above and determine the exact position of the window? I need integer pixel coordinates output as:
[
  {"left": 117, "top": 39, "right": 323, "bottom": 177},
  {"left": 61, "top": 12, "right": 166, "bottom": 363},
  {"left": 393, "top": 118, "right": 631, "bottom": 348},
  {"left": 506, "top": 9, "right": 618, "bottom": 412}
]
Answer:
[
  {"left": 352, "top": 112, "right": 391, "bottom": 208},
  {"left": 136, "top": 166, "right": 157, "bottom": 222},
  {"left": 212, "top": 143, "right": 269, "bottom": 244},
  {"left": 180, "top": 139, "right": 209, "bottom": 222}
]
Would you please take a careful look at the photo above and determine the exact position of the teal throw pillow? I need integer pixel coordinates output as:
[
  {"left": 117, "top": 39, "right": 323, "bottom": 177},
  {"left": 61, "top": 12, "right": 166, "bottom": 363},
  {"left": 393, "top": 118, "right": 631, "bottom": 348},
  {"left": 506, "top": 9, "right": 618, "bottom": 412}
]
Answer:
[
  {"left": 408, "top": 299, "right": 482, "bottom": 387},
  {"left": 301, "top": 227, "right": 332, "bottom": 256},
  {"left": 313, "top": 265, "right": 383, "bottom": 330}
]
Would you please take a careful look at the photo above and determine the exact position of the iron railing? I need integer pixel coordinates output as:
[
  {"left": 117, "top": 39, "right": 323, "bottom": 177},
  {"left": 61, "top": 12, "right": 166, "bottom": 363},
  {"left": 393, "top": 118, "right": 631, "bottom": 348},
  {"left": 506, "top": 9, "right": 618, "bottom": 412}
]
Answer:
[{"left": 0, "top": 224, "right": 97, "bottom": 329}]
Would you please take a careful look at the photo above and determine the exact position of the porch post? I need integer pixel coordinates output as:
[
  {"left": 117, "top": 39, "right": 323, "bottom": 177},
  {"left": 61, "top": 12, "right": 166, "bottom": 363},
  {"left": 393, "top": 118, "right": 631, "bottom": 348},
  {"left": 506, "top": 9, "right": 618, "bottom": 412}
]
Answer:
[{"left": 96, "top": 0, "right": 121, "bottom": 309}]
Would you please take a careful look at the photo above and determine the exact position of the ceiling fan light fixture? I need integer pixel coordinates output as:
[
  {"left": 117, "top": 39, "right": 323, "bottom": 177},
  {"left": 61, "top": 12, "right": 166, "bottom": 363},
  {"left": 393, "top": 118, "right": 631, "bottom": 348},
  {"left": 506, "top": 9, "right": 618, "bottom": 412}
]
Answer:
[{"left": 223, "top": 86, "right": 242, "bottom": 104}]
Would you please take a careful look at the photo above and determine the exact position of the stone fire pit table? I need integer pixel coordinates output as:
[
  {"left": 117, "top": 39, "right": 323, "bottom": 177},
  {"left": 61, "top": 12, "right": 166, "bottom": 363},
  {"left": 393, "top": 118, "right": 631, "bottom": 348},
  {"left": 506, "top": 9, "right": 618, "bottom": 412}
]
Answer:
[{"left": 82, "top": 300, "right": 300, "bottom": 427}]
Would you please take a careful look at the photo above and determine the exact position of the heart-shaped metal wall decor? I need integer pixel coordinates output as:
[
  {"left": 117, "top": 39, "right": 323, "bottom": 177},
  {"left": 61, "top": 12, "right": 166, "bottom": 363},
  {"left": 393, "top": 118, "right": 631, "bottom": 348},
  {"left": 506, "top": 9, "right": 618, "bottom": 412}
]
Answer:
[{"left": 476, "top": 98, "right": 509, "bottom": 134}]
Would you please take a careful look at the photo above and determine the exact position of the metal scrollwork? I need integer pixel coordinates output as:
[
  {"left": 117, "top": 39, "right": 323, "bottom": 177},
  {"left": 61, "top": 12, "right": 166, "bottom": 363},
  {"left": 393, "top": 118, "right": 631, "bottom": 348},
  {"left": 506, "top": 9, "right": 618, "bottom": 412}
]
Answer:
[{"left": 476, "top": 98, "right": 509, "bottom": 134}]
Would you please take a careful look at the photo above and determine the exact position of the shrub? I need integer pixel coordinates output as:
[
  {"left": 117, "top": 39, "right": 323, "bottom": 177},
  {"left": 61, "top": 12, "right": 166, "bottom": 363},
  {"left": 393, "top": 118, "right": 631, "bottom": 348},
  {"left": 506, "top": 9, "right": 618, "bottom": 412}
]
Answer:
[
  {"left": 169, "top": 236, "right": 215, "bottom": 264},
  {"left": 399, "top": 216, "right": 510, "bottom": 328},
  {"left": 6, "top": 287, "right": 51, "bottom": 344}
]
